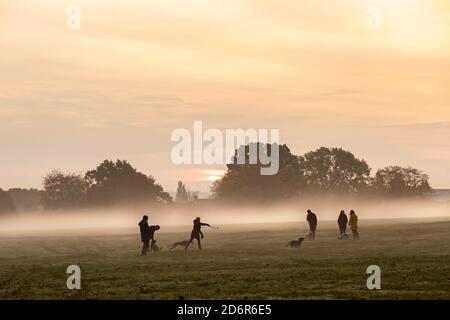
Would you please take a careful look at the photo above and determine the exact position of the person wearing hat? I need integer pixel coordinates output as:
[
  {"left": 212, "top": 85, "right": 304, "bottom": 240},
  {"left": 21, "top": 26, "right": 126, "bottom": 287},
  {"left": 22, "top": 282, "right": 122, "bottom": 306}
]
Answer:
[
  {"left": 185, "top": 217, "right": 211, "bottom": 251},
  {"left": 138, "top": 215, "right": 150, "bottom": 255}
]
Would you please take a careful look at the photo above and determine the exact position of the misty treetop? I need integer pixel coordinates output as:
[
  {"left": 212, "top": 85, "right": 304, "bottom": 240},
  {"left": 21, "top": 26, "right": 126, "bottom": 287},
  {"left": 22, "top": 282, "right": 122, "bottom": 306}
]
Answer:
[
  {"left": 41, "top": 160, "right": 172, "bottom": 209},
  {"left": 0, "top": 188, "right": 16, "bottom": 214},
  {"left": 373, "top": 166, "right": 432, "bottom": 197},
  {"left": 85, "top": 160, "right": 172, "bottom": 205},
  {"left": 301, "top": 147, "right": 371, "bottom": 194},
  {"left": 7, "top": 188, "right": 42, "bottom": 211},
  {"left": 212, "top": 144, "right": 304, "bottom": 201},
  {"left": 212, "top": 144, "right": 432, "bottom": 202},
  {"left": 42, "top": 171, "right": 88, "bottom": 209}
]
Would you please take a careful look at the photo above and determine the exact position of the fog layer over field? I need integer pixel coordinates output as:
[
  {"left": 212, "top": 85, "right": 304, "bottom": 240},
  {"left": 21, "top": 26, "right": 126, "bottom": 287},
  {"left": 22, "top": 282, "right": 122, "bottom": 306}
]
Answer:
[{"left": 0, "top": 197, "right": 449, "bottom": 235}]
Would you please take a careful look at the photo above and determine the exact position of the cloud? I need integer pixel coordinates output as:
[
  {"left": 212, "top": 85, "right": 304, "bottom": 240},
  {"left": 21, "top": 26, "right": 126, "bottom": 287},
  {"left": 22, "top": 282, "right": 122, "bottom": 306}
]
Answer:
[{"left": 0, "top": 0, "right": 449, "bottom": 189}]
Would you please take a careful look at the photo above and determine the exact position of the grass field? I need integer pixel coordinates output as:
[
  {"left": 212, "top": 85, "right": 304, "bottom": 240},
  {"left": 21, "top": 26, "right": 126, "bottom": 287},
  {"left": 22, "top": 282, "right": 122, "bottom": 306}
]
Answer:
[{"left": 0, "top": 218, "right": 449, "bottom": 300}]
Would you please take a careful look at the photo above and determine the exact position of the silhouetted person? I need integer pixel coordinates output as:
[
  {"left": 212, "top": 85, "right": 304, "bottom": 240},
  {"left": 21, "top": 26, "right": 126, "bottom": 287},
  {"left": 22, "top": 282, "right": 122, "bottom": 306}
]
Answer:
[
  {"left": 306, "top": 209, "right": 317, "bottom": 240},
  {"left": 148, "top": 225, "right": 161, "bottom": 252},
  {"left": 338, "top": 210, "right": 348, "bottom": 235},
  {"left": 185, "top": 217, "right": 211, "bottom": 250},
  {"left": 139, "top": 215, "right": 150, "bottom": 255},
  {"left": 349, "top": 210, "right": 359, "bottom": 240}
]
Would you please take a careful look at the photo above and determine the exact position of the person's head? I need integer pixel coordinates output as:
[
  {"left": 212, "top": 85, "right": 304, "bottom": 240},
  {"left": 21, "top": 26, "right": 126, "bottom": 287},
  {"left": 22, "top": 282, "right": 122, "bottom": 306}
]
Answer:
[
  {"left": 194, "top": 217, "right": 201, "bottom": 222},
  {"left": 340, "top": 210, "right": 345, "bottom": 215},
  {"left": 350, "top": 210, "right": 355, "bottom": 215},
  {"left": 307, "top": 209, "right": 312, "bottom": 214},
  {"left": 142, "top": 215, "right": 148, "bottom": 221}
]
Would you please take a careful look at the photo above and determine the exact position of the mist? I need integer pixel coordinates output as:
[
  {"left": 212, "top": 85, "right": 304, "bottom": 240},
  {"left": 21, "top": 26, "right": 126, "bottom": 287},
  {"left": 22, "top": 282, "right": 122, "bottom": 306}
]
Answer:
[{"left": 1, "top": 197, "right": 449, "bottom": 236}]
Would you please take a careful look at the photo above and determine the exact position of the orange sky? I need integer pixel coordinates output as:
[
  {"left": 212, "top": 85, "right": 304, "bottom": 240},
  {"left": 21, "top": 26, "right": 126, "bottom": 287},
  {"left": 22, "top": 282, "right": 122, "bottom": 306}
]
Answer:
[{"left": 0, "top": 0, "right": 449, "bottom": 192}]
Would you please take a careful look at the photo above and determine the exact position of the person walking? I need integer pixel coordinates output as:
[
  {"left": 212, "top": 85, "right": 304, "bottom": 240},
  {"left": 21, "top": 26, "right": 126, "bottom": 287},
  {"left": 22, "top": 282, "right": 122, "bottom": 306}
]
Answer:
[
  {"left": 338, "top": 210, "right": 348, "bottom": 235},
  {"left": 306, "top": 209, "right": 318, "bottom": 240},
  {"left": 349, "top": 210, "right": 360, "bottom": 240}
]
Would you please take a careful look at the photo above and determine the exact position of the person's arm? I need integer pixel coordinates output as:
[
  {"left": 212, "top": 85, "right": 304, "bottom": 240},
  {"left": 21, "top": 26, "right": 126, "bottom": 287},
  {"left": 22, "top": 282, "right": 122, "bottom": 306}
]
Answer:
[{"left": 201, "top": 223, "right": 211, "bottom": 227}]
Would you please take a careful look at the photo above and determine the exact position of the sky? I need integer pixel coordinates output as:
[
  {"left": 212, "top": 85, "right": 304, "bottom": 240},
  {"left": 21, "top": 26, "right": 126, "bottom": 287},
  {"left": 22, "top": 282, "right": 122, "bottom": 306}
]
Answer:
[{"left": 0, "top": 0, "right": 449, "bottom": 194}]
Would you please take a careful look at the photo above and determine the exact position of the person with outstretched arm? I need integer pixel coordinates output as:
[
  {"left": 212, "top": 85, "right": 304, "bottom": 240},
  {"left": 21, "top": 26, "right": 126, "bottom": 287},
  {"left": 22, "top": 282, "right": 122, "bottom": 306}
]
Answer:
[
  {"left": 185, "top": 217, "right": 215, "bottom": 250},
  {"left": 306, "top": 209, "right": 318, "bottom": 240}
]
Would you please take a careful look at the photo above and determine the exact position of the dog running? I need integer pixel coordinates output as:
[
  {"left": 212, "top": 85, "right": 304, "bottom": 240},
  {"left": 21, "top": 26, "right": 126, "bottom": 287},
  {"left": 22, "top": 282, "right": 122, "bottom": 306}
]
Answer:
[{"left": 169, "top": 240, "right": 193, "bottom": 251}]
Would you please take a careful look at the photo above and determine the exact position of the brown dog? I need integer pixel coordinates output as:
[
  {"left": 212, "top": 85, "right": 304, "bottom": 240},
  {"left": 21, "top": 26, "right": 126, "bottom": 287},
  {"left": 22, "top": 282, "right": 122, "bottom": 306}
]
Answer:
[
  {"left": 169, "top": 240, "right": 193, "bottom": 251},
  {"left": 287, "top": 237, "right": 305, "bottom": 248}
]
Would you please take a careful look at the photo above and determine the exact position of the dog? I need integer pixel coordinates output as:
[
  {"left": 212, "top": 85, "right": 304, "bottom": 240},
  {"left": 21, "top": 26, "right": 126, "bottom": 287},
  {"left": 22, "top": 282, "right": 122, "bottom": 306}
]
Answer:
[
  {"left": 338, "top": 233, "right": 350, "bottom": 240},
  {"left": 151, "top": 240, "right": 162, "bottom": 251},
  {"left": 169, "top": 240, "right": 193, "bottom": 251},
  {"left": 287, "top": 237, "right": 305, "bottom": 248}
]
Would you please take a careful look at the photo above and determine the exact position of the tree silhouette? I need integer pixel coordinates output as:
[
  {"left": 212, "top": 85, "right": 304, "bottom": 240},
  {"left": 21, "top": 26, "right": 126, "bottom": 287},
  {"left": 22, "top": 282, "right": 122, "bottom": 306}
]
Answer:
[
  {"left": 85, "top": 160, "right": 172, "bottom": 205},
  {"left": 373, "top": 166, "right": 431, "bottom": 196},
  {"left": 302, "top": 147, "right": 371, "bottom": 194},
  {"left": 212, "top": 143, "right": 304, "bottom": 201},
  {"left": 0, "top": 188, "right": 16, "bottom": 214},
  {"left": 42, "top": 170, "right": 87, "bottom": 209},
  {"left": 7, "top": 188, "right": 42, "bottom": 211}
]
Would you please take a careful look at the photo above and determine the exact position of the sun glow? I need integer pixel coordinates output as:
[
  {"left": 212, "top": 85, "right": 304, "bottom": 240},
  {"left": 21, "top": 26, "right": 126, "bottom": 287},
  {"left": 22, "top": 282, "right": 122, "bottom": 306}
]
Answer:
[{"left": 207, "top": 170, "right": 226, "bottom": 181}]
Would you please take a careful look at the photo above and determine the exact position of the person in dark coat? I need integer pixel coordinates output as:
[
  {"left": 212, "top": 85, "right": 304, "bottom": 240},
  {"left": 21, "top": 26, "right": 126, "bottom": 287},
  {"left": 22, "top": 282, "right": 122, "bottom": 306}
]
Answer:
[
  {"left": 306, "top": 209, "right": 318, "bottom": 240},
  {"left": 138, "top": 215, "right": 150, "bottom": 255},
  {"left": 185, "top": 217, "right": 211, "bottom": 251},
  {"left": 338, "top": 210, "right": 348, "bottom": 235}
]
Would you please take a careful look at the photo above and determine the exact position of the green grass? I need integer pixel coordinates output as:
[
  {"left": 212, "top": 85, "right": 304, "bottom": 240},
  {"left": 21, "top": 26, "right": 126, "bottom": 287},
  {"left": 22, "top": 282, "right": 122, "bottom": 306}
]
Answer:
[{"left": 0, "top": 219, "right": 449, "bottom": 299}]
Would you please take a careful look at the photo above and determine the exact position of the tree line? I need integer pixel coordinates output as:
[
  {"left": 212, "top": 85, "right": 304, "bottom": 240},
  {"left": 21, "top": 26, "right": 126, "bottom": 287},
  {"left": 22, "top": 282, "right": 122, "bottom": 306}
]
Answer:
[
  {"left": 42, "top": 160, "right": 172, "bottom": 209},
  {"left": 0, "top": 160, "right": 172, "bottom": 214},
  {"left": 0, "top": 145, "right": 433, "bottom": 213},
  {"left": 211, "top": 144, "right": 432, "bottom": 202}
]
